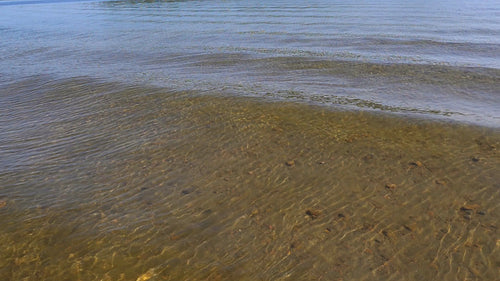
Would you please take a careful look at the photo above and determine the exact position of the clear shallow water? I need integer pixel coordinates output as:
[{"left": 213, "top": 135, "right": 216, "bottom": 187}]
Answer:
[
  {"left": 1, "top": 1, "right": 500, "bottom": 280},
  {"left": 0, "top": 0, "right": 499, "bottom": 126},
  {"left": 1, "top": 77, "right": 499, "bottom": 281}
]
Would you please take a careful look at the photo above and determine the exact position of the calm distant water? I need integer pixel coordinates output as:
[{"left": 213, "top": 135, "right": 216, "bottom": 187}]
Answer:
[{"left": 0, "top": 0, "right": 499, "bottom": 126}]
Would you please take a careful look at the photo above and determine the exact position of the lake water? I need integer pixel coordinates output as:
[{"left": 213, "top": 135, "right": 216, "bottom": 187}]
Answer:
[
  {"left": 0, "top": 0, "right": 499, "bottom": 280},
  {"left": 1, "top": 0, "right": 499, "bottom": 126}
]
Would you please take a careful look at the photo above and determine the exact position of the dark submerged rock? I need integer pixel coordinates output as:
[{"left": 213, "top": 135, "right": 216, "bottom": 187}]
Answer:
[
  {"left": 305, "top": 209, "right": 321, "bottom": 220},
  {"left": 385, "top": 183, "right": 397, "bottom": 190}
]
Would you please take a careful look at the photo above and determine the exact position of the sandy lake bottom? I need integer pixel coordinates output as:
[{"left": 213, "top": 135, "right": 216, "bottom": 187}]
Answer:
[{"left": 0, "top": 78, "right": 499, "bottom": 280}]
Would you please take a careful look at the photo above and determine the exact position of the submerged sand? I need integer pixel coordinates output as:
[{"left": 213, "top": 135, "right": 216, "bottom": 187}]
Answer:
[{"left": 0, "top": 80, "right": 499, "bottom": 280}]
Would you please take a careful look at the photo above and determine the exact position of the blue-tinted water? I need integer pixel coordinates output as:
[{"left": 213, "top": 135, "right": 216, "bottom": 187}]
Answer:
[{"left": 1, "top": 0, "right": 499, "bottom": 126}]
